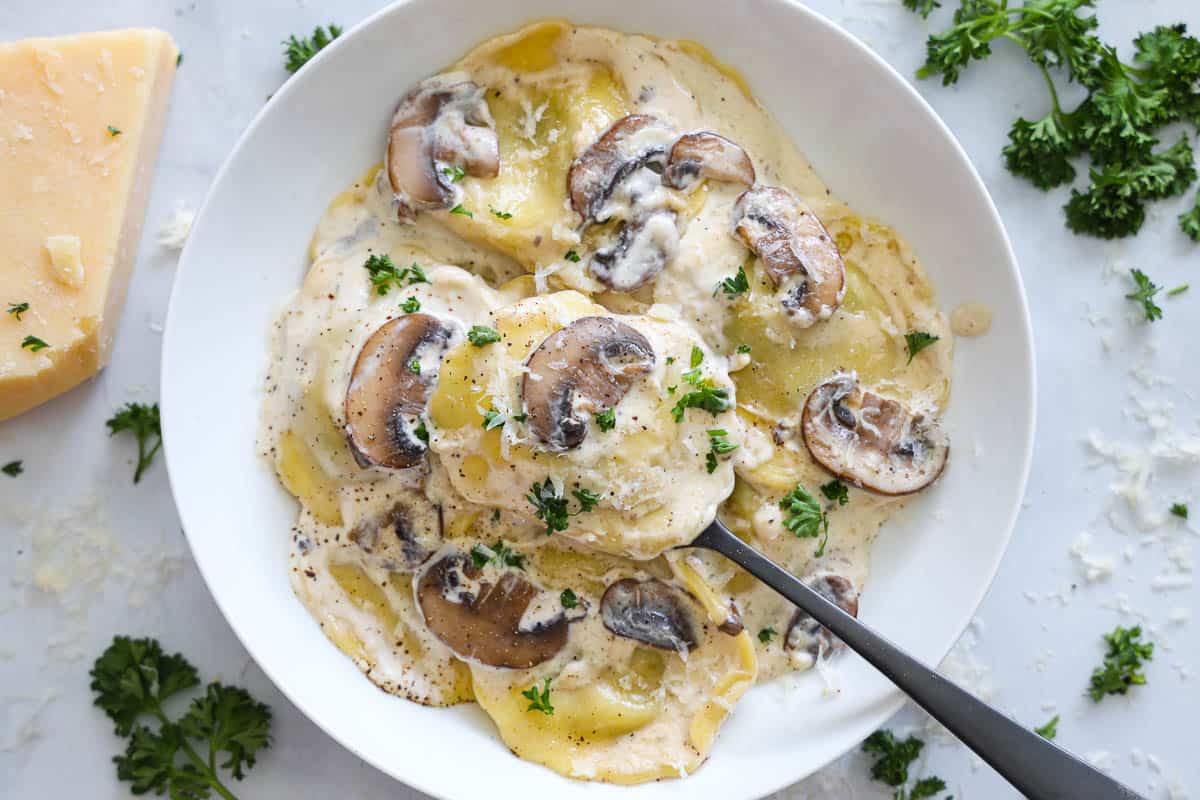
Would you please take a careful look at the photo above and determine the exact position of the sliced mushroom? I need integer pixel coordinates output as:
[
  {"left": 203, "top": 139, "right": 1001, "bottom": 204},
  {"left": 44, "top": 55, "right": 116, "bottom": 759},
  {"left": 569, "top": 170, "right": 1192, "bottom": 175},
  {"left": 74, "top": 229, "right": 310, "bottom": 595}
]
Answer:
[
  {"left": 521, "top": 316, "right": 655, "bottom": 451},
  {"left": 732, "top": 185, "right": 846, "bottom": 326},
  {"left": 346, "top": 493, "right": 442, "bottom": 571},
  {"left": 386, "top": 75, "right": 499, "bottom": 218},
  {"left": 785, "top": 573, "right": 859, "bottom": 661},
  {"left": 801, "top": 372, "right": 949, "bottom": 495},
  {"left": 663, "top": 132, "right": 755, "bottom": 191},
  {"left": 568, "top": 115, "right": 681, "bottom": 291},
  {"left": 568, "top": 114, "right": 676, "bottom": 222},
  {"left": 717, "top": 600, "right": 745, "bottom": 636},
  {"left": 415, "top": 552, "right": 568, "bottom": 669},
  {"left": 601, "top": 578, "right": 699, "bottom": 653},
  {"left": 345, "top": 314, "right": 459, "bottom": 469}
]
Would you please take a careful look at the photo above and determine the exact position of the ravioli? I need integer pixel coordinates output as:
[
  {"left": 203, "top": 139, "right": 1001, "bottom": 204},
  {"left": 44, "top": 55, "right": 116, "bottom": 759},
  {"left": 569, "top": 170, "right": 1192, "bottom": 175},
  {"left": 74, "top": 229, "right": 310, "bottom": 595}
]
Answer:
[{"left": 258, "top": 18, "right": 953, "bottom": 784}]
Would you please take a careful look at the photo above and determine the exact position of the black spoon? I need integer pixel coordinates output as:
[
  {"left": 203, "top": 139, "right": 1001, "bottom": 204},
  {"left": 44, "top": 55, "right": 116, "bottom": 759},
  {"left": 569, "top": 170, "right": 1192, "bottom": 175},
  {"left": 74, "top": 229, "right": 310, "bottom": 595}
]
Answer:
[{"left": 690, "top": 519, "right": 1144, "bottom": 800}]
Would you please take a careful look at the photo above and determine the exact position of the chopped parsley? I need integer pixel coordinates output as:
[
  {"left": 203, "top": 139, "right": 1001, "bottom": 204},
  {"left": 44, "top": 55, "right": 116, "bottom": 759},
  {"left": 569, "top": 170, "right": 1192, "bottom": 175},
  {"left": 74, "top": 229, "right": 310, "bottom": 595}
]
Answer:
[
  {"left": 1168, "top": 284, "right": 1189, "bottom": 296},
  {"left": 469, "top": 540, "right": 526, "bottom": 571},
  {"left": 526, "top": 479, "right": 600, "bottom": 534},
  {"left": 736, "top": 343, "right": 752, "bottom": 355},
  {"left": 757, "top": 627, "right": 777, "bottom": 644},
  {"left": 521, "top": 678, "right": 554, "bottom": 715},
  {"left": 400, "top": 296, "right": 421, "bottom": 314},
  {"left": 511, "top": 413, "right": 528, "bottom": 423},
  {"left": 90, "top": 636, "right": 271, "bottom": 798},
  {"left": 442, "top": 165, "right": 466, "bottom": 183},
  {"left": 1089, "top": 625, "right": 1153, "bottom": 701},
  {"left": 482, "top": 408, "right": 506, "bottom": 431},
  {"left": 863, "top": 729, "right": 947, "bottom": 798},
  {"left": 283, "top": 24, "right": 342, "bottom": 73},
  {"left": 107, "top": 125, "right": 121, "bottom": 136},
  {"left": 904, "top": 331, "right": 940, "bottom": 364},
  {"left": 413, "top": 420, "right": 429, "bottom": 444},
  {"left": 1034, "top": 715, "right": 1059, "bottom": 740},
  {"left": 665, "top": 356, "right": 675, "bottom": 365},
  {"left": 176, "top": 52, "right": 182, "bottom": 67},
  {"left": 563, "top": 249, "right": 581, "bottom": 263},
  {"left": 1127, "top": 268, "right": 1163, "bottom": 321},
  {"left": 715, "top": 264, "right": 750, "bottom": 296},
  {"left": 20, "top": 335, "right": 49, "bottom": 352},
  {"left": 449, "top": 204, "right": 473, "bottom": 218},
  {"left": 467, "top": 325, "right": 501, "bottom": 346},
  {"left": 689, "top": 345, "right": 704, "bottom": 368},
  {"left": 106, "top": 402, "right": 162, "bottom": 484},
  {"left": 489, "top": 206, "right": 513, "bottom": 220},
  {"left": 363, "top": 254, "right": 428, "bottom": 295},
  {"left": 671, "top": 382, "right": 730, "bottom": 422},
  {"left": 2, "top": 460, "right": 22, "bottom": 477},
  {"left": 408, "top": 359, "right": 421, "bottom": 374},
  {"left": 560, "top": 588, "right": 579, "bottom": 609},
  {"left": 705, "top": 428, "right": 738, "bottom": 474},
  {"left": 780, "top": 483, "right": 830, "bottom": 556},
  {"left": 7, "top": 301, "right": 29, "bottom": 320},
  {"left": 1170, "top": 502, "right": 1189, "bottom": 519},
  {"left": 820, "top": 479, "right": 849, "bottom": 506},
  {"left": 594, "top": 407, "right": 616, "bottom": 432}
]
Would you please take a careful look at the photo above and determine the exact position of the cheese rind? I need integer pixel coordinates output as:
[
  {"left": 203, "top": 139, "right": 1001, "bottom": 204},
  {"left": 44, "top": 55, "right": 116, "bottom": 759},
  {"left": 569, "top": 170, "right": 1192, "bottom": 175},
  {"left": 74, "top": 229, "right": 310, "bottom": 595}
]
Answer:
[{"left": 0, "top": 29, "right": 177, "bottom": 420}]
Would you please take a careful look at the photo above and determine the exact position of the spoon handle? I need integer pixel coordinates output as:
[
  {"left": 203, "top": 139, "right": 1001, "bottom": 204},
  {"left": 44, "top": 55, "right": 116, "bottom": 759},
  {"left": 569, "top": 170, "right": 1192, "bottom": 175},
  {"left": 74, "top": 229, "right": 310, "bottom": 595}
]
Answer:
[{"left": 691, "top": 521, "right": 1144, "bottom": 800}]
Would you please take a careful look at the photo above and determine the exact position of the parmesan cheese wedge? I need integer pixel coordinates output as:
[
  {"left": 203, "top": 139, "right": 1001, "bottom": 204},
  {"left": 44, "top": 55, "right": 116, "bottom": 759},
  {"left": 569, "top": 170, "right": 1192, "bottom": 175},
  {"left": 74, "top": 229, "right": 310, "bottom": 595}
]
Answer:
[{"left": 0, "top": 29, "right": 177, "bottom": 420}]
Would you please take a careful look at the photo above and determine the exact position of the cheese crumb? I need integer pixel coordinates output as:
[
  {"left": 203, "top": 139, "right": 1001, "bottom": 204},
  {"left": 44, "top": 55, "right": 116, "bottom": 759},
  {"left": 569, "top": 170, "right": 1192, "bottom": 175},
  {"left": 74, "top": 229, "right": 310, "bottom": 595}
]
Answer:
[
  {"left": 158, "top": 207, "right": 195, "bottom": 250},
  {"left": 44, "top": 234, "right": 85, "bottom": 287}
]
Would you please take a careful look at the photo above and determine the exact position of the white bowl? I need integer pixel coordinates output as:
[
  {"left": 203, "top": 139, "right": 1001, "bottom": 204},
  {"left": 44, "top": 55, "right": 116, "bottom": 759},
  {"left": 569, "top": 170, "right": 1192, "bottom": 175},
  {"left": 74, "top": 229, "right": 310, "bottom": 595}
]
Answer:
[{"left": 161, "top": 1, "right": 1035, "bottom": 797}]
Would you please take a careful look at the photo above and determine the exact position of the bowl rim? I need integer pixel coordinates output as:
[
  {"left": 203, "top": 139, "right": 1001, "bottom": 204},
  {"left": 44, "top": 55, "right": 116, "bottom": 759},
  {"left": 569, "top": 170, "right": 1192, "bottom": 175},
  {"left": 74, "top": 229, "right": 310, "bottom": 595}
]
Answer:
[{"left": 161, "top": 1, "right": 1036, "bottom": 797}]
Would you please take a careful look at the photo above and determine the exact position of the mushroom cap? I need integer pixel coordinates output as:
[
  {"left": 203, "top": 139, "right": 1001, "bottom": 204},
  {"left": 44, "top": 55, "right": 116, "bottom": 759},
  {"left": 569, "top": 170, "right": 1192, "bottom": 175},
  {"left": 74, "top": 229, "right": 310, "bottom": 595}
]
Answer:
[
  {"left": 386, "top": 76, "right": 499, "bottom": 217},
  {"left": 801, "top": 372, "right": 950, "bottom": 495},
  {"left": 346, "top": 494, "right": 442, "bottom": 571},
  {"left": 600, "top": 578, "right": 699, "bottom": 652},
  {"left": 521, "top": 316, "right": 655, "bottom": 451},
  {"left": 345, "top": 313, "right": 458, "bottom": 469},
  {"left": 415, "top": 552, "right": 568, "bottom": 669},
  {"left": 784, "top": 573, "right": 859, "bottom": 659},
  {"left": 663, "top": 132, "right": 755, "bottom": 191},
  {"left": 732, "top": 185, "right": 846, "bottom": 327},
  {"left": 567, "top": 114, "right": 676, "bottom": 223}
]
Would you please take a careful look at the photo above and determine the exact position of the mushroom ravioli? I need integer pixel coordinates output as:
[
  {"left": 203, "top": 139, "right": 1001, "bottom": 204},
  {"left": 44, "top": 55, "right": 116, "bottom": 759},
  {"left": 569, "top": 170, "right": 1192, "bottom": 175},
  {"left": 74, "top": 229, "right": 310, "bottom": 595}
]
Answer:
[{"left": 259, "top": 20, "right": 953, "bottom": 784}]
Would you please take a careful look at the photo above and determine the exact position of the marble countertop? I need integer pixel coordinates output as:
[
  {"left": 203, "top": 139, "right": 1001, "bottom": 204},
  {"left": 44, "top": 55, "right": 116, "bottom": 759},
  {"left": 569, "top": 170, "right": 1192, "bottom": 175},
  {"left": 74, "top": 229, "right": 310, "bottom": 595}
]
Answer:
[{"left": 3, "top": 1, "right": 1197, "bottom": 797}]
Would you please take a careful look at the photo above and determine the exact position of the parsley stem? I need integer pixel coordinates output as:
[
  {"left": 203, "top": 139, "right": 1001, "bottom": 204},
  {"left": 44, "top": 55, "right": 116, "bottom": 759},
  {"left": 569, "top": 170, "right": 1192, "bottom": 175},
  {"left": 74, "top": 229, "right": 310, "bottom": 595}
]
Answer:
[{"left": 151, "top": 705, "right": 238, "bottom": 800}]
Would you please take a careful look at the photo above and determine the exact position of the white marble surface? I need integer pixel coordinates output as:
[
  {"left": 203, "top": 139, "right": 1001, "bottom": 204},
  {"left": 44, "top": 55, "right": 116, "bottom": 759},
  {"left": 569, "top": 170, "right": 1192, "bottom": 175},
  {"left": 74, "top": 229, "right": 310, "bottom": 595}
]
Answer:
[{"left": 3, "top": 1, "right": 1198, "bottom": 797}]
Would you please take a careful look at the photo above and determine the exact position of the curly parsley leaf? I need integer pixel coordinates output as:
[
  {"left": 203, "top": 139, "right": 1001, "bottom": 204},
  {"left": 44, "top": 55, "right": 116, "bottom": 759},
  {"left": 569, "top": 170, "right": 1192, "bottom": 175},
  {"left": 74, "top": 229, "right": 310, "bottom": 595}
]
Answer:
[
  {"left": 821, "top": 479, "right": 850, "bottom": 506},
  {"left": 106, "top": 402, "right": 163, "bottom": 484},
  {"left": 1170, "top": 502, "right": 1189, "bottom": 519},
  {"left": 594, "top": 407, "right": 616, "bottom": 432},
  {"left": 904, "top": 331, "right": 940, "bottom": 364},
  {"left": 572, "top": 487, "right": 601, "bottom": 513},
  {"left": 21, "top": 335, "right": 49, "bottom": 352},
  {"left": 715, "top": 264, "right": 750, "bottom": 296},
  {"left": 903, "top": 0, "right": 941, "bottom": 19},
  {"left": 400, "top": 296, "right": 421, "bottom": 313},
  {"left": 779, "top": 483, "right": 830, "bottom": 555},
  {"left": 1034, "top": 714, "right": 1060, "bottom": 740},
  {"left": 670, "top": 381, "right": 730, "bottom": 422},
  {"left": 1182, "top": 191, "right": 1200, "bottom": 241},
  {"left": 470, "top": 540, "right": 527, "bottom": 571},
  {"left": 705, "top": 428, "right": 738, "bottom": 474},
  {"left": 283, "top": 24, "right": 342, "bottom": 73},
  {"left": 467, "top": 325, "right": 501, "bottom": 346},
  {"left": 363, "top": 254, "right": 406, "bottom": 295},
  {"left": 757, "top": 627, "right": 777, "bottom": 644},
  {"left": 6, "top": 301, "right": 29, "bottom": 320},
  {"left": 526, "top": 479, "right": 600, "bottom": 534},
  {"left": 563, "top": 249, "right": 582, "bottom": 263},
  {"left": 560, "top": 588, "right": 579, "bottom": 609},
  {"left": 1089, "top": 625, "right": 1153, "bottom": 701},
  {"left": 522, "top": 678, "right": 554, "bottom": 715},
  {"left": 862, "top": 729, "right": 924, "bottom": 787},
  {"left": 1126, "top": 268, "right": 1163, "bottom": 321},
  {"left": 2, "top": 460, "right": 22, "bottom": 477}
]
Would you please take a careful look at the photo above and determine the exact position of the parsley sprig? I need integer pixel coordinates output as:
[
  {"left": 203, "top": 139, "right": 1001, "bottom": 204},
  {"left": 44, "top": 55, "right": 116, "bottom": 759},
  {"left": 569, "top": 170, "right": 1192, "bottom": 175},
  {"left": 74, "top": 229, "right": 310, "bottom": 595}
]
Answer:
[
  {"left": 904, "top": 331, "right": 940, "bottom": 364},
  {"left": 1126, "top": 268, "right": 1163, "bottom": 321},
  {"left": 467, "top": 325, "right": 501, "bottom": 346},
  {"left": 715, "top": 264, "right": 750, "bottom": 296},
  {"left": 283, "top": 25, "right": 342, "bottom": 73},
  {"left": 671, "top": 348, "right": 731, "bottom": 422},
  {"left": 90, "top": 637, "right": 271, "bottom": 800},
  {"left": 526, "top": 479, "right": 600, "bottom": 535},
  {"left": 107, "top": 402, "right": 162, "bottom": 484},
  {"left": 705, "top": 428, "right": 738, "bottom": 473},
  {"left": 863, "top": 729, "right": 949, "bottom": 799},
  {"left": 907, "top": 2, "right": 1200, "bottom": 241},
  {"left": 521, "top": 678, "right": 554, "bottom": 715},
  {"left": 1089, "top": 625, "right": 1153, "bottom": 701}
]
